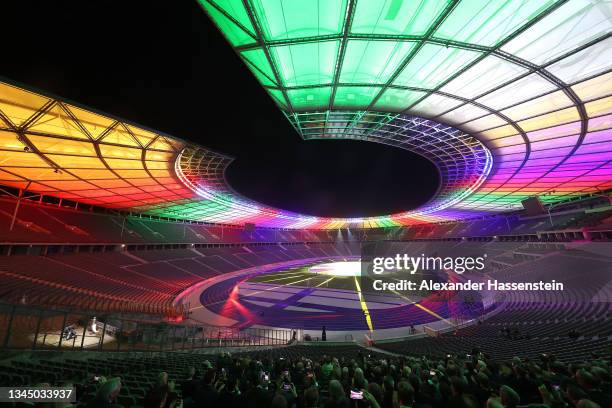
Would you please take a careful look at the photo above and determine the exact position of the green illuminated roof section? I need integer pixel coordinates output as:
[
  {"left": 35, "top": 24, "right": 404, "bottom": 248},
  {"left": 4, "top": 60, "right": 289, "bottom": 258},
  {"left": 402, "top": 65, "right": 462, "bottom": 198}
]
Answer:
[
  {"left": 287, "top": 87, "right": 332, "bottom": 110},
  {"left": 374, "top": 88, "right": 427, "bottom": 111},
  {"left": 333, "top": 86, "right": 381, "bottom": 108},
  {"left": 251, "top": 0, "right": 347, "bottom": 40},
  {"left": 241, "top": 48, "right": 277, "bottom": 85},
  {"left": 270, "top": 41, "right": 340, "bottom": 87}
]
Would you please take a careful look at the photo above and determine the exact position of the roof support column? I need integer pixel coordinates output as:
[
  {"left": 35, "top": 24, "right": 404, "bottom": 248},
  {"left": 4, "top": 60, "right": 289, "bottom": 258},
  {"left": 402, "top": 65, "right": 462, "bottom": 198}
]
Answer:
[{"left": 10, "top": 181, "right": 32, "bottom": 232}]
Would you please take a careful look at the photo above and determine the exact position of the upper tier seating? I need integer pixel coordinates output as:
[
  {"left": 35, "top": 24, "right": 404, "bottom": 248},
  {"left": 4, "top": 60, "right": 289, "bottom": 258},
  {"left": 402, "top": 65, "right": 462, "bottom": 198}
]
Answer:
[{"left": 0, "top": 197, "right": 610, "bottom": 245}]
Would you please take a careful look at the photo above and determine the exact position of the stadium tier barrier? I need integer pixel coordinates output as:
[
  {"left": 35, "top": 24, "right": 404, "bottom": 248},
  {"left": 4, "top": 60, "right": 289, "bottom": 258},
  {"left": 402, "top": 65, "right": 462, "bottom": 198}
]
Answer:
[
  {"left": 0, "top": 197, "right": 610, "bottom": 251},
  {"left": 0, "top": 301, "right": 295, "bottom": 352}
]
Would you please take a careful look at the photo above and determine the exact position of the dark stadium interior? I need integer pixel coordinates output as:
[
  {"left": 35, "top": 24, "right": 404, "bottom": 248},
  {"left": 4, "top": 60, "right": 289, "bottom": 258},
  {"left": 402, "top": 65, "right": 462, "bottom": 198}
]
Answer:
[{"left": 0, "top": 1, "right": 611, "bottom": 408}]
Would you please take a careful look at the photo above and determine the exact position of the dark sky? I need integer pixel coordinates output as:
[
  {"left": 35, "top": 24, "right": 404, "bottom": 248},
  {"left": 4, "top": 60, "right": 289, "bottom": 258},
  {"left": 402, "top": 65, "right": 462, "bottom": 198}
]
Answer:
[{"left": 0, "top": 1, "right": 439, "bottom": 218}]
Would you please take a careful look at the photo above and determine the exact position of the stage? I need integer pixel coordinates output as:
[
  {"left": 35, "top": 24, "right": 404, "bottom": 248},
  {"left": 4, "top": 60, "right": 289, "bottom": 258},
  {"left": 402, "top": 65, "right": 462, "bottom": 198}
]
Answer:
[{"left": 31, "top": 325, "right": 116, "bottom": 349}]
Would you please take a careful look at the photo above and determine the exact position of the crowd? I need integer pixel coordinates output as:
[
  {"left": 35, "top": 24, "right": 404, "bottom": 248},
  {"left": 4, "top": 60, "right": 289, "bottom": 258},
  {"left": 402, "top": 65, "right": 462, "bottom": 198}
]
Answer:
[{"left": 85, "top": 349, "right": 612, "bottom": 408}]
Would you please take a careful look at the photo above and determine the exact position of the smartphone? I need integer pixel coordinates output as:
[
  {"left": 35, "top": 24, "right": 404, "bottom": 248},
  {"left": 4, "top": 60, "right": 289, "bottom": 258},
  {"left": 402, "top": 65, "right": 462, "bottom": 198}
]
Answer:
[
  {"left": 263, "top": 374, "right": 269, "bottom": 381},
  {"left": 282, "top": 383, "right": 292, "bottom": 391},
  {"left": 350, "top": 390, "right": 363, "bottom": 400},
  {"left": 430, "top": 370, "right": 436, "bottom": 376}
]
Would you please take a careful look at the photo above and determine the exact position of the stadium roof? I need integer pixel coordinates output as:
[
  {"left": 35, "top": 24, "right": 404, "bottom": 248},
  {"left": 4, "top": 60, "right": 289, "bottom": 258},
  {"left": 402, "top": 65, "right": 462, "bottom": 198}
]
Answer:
[{"left": 0, "top": 0, "right": 611, "bottom": 229}]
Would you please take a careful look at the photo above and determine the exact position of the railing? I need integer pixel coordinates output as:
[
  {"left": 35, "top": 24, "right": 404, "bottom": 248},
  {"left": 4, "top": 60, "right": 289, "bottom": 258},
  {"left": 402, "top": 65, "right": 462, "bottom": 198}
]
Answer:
[{"left": 0, "top": 302, "right": 295, "bottom": 351}]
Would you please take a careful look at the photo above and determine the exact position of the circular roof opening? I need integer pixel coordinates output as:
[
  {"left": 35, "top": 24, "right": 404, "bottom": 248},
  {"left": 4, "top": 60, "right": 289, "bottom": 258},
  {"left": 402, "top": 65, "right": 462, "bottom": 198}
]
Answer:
[{"left": 225, "top": 138, "right": 440, "bottom": 218}]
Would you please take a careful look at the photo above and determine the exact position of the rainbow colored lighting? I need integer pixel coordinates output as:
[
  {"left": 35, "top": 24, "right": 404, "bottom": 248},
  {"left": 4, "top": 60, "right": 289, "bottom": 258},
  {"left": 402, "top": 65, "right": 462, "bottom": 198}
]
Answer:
[
  {"left": 0, "top": 0, "right": 610, "bottom": 229},
  {"left": 198, "top": 0, "right": 612, "bottom": 218}
]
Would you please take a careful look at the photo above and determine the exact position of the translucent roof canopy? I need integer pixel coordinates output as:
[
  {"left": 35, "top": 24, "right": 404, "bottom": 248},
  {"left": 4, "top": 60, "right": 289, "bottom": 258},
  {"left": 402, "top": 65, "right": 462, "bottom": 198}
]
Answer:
[
  {"left": 0, "top": 82, "right": 193, "bottom": 207},
  {"left": 200, "top": 0, "right": 612, "bottom": 213},
  {"left": 0, "top": 0, "right": 610, "bottom": 229}
]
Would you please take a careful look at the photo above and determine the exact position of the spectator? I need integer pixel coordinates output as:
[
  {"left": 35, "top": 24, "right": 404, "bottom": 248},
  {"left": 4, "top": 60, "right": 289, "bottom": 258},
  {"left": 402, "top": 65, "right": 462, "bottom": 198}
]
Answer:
[
  {"left": 448, "top": 376, "right": 469, "bottom": 407},
  {"left": 179, "top": 367, "right": 198, "bottom": 405},
  {"left": 270, "top": 394, "right": 288, "bottom": 408},
  {"left": 218, "top": 375, "right": 241, "bottom": 408},
  {"left": 8, "top": 345, "right": 612, "bottom": 408},
  {"left": 242, "top": 369, "right": 273, "bottom": 408},
  {"left": 577, "top": 369, "right": 612, "bottom": 407},
  {"left": 381, "top": 375, "right": 396, "bottom": 408},
  {"left": 367, "top": 382, "right": 383, "bottom": 406},
  {"left": 144, "top": 386, "right": 168, "bottom": 408},
  {"left": 88, "top": 377, "right": 121, "bottom": 408},
  {"left": 499, "top": 385, "right": 520, "bottom": 408},
  {"left": 304, "top": 386, "right": 319, "bottom": 408},
  {"left": 353, "top": 367, "right": 367, "bottom": 390},
  {"left": 397, "top": 381, "right": 414, "bottom": 408},
  {"left": 324, "top": 379, "right": 349, "bottom": 408},
  {"left": 195, "top": 368, "right": 219, "bottom": 406}
]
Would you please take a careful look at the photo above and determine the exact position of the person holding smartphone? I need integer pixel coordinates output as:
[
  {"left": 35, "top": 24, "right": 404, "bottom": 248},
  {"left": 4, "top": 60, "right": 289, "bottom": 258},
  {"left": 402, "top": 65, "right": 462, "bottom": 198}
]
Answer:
[
  {"left": 277, "top": 369, "right": 298, "bottom": 406},
  {"left": 350, "top": 387, "right": 381, "bottom": 408}
]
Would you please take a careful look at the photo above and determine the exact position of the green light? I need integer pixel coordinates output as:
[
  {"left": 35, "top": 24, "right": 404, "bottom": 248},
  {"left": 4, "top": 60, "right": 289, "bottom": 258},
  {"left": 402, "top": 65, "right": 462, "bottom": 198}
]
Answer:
[
  {"left": 287, "top": 87, "right": 332, "bottom": 110},
  {"left": 267, "top": 89, "right": 288, "bottom": 108},
  {"left": 209, "top": 0, "right": 256, "bottom": 37},
  {"left": 271, "top": 41, "right": 340, "bottom": 87},
  {"left": 351, "top": 0, "right": 451, "bottom": 36},
  {"left": 333, "top": 86, "right": 381, "bottom": 108},
  {"left": 339, "top": 40, "right": 416, "bottom": 84},
  {"left": 251, "top": 0, "right": 347, "bottom": 40},
  {"left": 242, "top": 49, "right": 277, "bottom": 85},
  {"left": 373, "top": 88, "right": 427, "bottom": 111}
]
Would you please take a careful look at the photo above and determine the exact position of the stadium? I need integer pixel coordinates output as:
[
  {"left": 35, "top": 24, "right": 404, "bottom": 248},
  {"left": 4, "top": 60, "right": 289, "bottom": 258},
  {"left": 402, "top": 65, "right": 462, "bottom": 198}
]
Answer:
[{"left": 0, "top": 1, "right": 611, "bottom": 407}]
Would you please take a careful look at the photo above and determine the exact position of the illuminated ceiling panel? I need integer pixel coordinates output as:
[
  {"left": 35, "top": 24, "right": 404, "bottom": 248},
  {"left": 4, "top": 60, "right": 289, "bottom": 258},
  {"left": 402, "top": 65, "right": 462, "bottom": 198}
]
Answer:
[
  {"left": 0, "top": 0, "right": 610, "bottom": 230},
  {"left": 0, "top": 82, "right": 194, "bottom": 209}
]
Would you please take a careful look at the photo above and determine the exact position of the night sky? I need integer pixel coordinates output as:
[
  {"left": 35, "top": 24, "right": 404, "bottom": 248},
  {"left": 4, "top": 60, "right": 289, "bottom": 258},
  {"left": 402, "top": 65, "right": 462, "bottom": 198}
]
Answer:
[{"left": 0, "top": 1, "right": 439, "bottom": 218}]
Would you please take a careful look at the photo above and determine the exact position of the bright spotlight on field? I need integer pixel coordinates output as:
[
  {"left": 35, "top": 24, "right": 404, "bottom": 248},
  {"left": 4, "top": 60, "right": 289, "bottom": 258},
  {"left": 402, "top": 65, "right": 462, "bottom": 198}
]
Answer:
[{"left": 309, "top": 261, "right": 361, "bottom": 276}]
